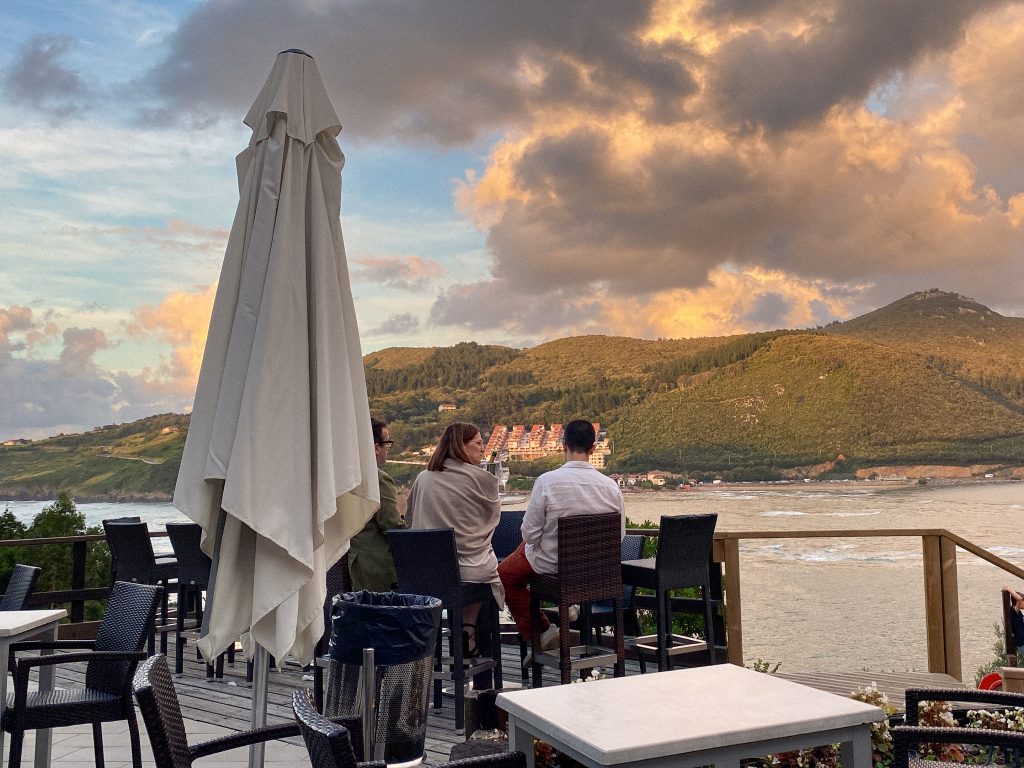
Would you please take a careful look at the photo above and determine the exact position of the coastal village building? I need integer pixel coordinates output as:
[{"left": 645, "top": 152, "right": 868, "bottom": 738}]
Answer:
[{"left": 484, "top": 422, "right": 611, "bottom": 467}]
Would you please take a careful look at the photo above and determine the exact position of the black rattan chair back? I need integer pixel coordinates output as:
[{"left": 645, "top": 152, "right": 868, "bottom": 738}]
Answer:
[
  {"left": 0, "top": 564, "right": 41, "bottom": 610},
  {"left": 104, "top": 520, "right": 159, "bottom": 584},
  {"left": 133, "top": 654, "right": 193, "bottom": 768},
  {"left": 165, "top": 523, "right": 210, "bottom": 586},
  {"left": 655, "top": 514, "right": 717, "bottom": 588},
  {"left": 292, "top": 689, "right": 360, "bottom": 768},
  {"left": 492, "top": 511, "right": 525, "bottom": 561},
  {"left": 620, "top": 534, "right": 644, "bottom": 609},
  {"left": 86, "top": 581, "right": 162, "bottom": 696},
  {"left": 554, "top": 512, "right": 622, "bottom": 601},
  {"left": 388, "top": 528, "right": 462, "bottom": 607}
]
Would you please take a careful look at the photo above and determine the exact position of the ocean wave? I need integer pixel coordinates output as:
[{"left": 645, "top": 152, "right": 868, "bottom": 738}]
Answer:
[
  {"left": 761, "top": 510, "right": 808, "bottom": 517},
  {"left": 824, "top": 510, "right": 883, "bottom": 517}
]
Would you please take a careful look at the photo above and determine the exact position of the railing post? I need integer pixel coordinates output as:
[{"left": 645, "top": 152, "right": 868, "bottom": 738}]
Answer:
[
  {"left": 720, "top": 537, "right": 744, "bottom": 666},
  {"left": 922, "top": 534, "right": 962, "bottom": 680},
  {"left": 71, "top": 540, "right": 87, "bottom": 623}
]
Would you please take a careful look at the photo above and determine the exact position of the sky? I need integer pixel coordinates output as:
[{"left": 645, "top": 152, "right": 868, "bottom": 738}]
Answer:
[{"left": 3, "top": 0, "right": 1024, "bottom": 441}]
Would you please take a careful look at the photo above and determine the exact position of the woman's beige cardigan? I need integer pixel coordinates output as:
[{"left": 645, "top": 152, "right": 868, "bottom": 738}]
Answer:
[{"left": 406, "top": 457, "right": 504, "bottom": 607}]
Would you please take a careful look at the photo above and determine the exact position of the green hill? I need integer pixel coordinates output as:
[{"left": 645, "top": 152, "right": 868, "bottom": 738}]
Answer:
[
  {"left": 3, "top": 290, "right": 1023, "bottom": 498},
  {"left": 610, "top": 332, "right": 1024, "bottom": 471},
  {"left": 0, "top": 414, "right": 187, "bottom": 501}
]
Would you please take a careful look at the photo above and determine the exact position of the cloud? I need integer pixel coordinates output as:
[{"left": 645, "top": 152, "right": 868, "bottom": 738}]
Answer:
[
  {"left": 141, "top": 0, "right": 691, "bottom": 145},
  {"left": 367, "top": 313, "right": 421, "bottom": 337},
  {"left": 353, "top": 255, "right": 444, "bottom": 291},
  {"left": 705, "top": 0, "right": 1003, "bottom": 132},
  {"left": 0, "top": 286, "right": 215, "bottom": 441},
  {"left": 2, "top": 35, "right": 90, "bottom": 119}
]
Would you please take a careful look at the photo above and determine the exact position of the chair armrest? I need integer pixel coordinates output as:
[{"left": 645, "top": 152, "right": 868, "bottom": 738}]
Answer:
[
  {"left": 190, "top": 723, "right": 300, "bottom": 760},
  {"left": 12, "top": 649, "right": 146, "bottom": 707},
  {"left": 9, "top": 639, "right": 97, "bottom": 652},
  {"left": 904, "top": 687, "right": 1024, "bottom": 724}
]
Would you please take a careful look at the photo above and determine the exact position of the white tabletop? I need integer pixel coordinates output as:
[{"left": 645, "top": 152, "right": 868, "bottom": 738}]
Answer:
[
  {"left": 497, "top": 665, "right": 883, "bottom": 765},
  {"left": 0, "top": 609, "right": 67, "bottom": 637}
]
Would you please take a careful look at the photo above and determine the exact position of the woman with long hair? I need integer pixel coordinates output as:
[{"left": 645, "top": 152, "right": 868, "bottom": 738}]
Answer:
[{"left": 406, "top": 422, "right": 502, "bottom": 656}]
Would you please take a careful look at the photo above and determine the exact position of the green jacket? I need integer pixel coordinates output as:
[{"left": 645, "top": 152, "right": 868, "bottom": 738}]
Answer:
[{"left": 348, "top": 469, "right": 405, "bottom": 591}]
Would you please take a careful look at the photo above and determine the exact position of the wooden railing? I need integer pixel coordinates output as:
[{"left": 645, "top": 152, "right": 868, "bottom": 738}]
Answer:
[
  {"left": 626, "top": 527, "right": 1024, "bottom": 682},
  {"left": 3, "top": 526, "right": 1021, "bottom": 677}
]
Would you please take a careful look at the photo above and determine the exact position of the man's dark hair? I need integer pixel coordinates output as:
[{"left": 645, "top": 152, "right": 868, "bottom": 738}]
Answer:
[
  {"left": 563, "top": 419, "right": 596, "bottom": 453},
  {"left": 371, "top": 417, "right": 388, "bottom": 444}
]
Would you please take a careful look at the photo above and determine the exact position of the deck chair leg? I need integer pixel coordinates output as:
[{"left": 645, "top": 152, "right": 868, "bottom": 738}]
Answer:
[
  {"left": 531, "top": 593, "right": 543, "bottom": 689},
  {"left": 92, "top": 722, "right": 106, "bottom": 768},
  {"left": 559, "top": 602, "right": 571, "bottom": 685},
  {"left": 8, "top": 728, "right": 25, "bottom": 768},
  {"left": 703, "top": 584, "right": 716, "bottom": 665},
  {"left": 614, "top": 597, "right": 625, "bottom": 678},
  {"left": 127, "top": 705, "right": 144, "bottom": 768}
]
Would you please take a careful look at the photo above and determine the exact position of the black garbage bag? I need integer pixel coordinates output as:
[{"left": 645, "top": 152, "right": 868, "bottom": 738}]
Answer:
[
  {"left": 325, "top": 591, "right": 442, "bottom": 766},
  {"left": 329, "top": 590, "right": 442, "bottom": 666}
]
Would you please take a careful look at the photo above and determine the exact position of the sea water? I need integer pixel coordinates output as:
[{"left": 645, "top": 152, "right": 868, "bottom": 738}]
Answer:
[{"left": 6, "top": 481, "right": 1022, "bottom": 676}]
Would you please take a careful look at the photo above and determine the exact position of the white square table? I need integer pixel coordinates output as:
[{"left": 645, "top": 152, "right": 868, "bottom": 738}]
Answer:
[
  {"left": 497, "top": 664, "right": 884, "bottom": 768},
  {"left": 0, "top": 609, "right": 68, "bottom": 767}
]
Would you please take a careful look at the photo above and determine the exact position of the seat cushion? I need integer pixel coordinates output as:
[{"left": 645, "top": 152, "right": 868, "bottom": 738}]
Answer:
[{"left": 3, "top": 687, "right": 125, "bottom": 732}]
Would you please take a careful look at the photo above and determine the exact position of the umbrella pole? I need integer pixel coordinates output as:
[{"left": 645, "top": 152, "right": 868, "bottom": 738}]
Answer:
[{"left": 249, "top": 644, "right": 271, "bottom": 768}]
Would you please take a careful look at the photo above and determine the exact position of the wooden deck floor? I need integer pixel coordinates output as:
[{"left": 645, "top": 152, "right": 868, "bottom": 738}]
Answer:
[{"left": 42, "top": 635, "right": 964, "bottom": 765}]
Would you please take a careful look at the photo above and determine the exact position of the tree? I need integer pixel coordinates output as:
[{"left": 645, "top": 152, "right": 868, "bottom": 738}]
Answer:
[
  {"left": 0, "top": 504, "right": 27, "bottom": 592},
  {"left": 24, "top": 493, "right": 87, "bottom": 592}
]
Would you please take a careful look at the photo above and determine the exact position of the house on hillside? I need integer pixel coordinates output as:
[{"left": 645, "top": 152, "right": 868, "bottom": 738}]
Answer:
[{"left": 438, "top": 403, "right": 457, "bottom": 412}]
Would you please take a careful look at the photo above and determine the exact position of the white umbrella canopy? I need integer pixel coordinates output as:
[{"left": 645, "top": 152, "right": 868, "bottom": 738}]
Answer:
[{"left": 174, "top": 49, "right": 378, "bottom": 667}]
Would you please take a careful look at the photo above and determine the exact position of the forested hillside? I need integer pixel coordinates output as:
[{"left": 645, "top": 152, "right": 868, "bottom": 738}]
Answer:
[{"left": 3, "top": 290, "right": 1023, "bottom": 499}]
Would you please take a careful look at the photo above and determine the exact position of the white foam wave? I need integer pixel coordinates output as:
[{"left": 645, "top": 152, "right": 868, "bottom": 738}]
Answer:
[
  {"left": 761, "top": 510, "right": 808, "bottom": 517},
  {"left": 825, "top": 510, "right": 883, "bottom": 517}
]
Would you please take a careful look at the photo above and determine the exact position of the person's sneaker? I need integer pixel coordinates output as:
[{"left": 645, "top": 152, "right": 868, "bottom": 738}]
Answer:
[
  {"left": 540, "top": 623, "right": 561, "bottom": 650},
  {"left": 564, "top": 604, "right": 580, "bottom": 624},
  {"left": 522, "top": 624, "right": 562, "bottom": 668}
]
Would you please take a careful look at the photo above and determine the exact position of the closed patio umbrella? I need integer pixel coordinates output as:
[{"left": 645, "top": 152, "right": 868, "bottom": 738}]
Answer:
[{"left": 173, "top": 48, "right": 378, "bottom": 749}]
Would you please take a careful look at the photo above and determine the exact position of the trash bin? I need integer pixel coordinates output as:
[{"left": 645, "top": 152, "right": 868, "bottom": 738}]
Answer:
[{"left": 325, "top": 590, "right": 442, "bottom": 768}]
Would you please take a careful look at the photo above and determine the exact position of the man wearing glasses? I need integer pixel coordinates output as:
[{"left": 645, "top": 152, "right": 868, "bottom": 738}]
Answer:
[{"left": 348, "top": 418, "right": 405, "bottom": 591}]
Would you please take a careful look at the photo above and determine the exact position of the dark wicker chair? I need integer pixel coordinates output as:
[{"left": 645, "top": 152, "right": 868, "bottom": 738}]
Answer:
[
  {"left": 492, "top": 511, "right": 525, "bottom": 561},
  {"left": 893, "top": 687, "right": 1024, "bottom": 768},
  {"left": 314, "top": 554, "right": 351, "bottom": 711},
  {"left": 2, "top": 580, "right": 162, "bottom": 768},
  {"left": 622, "top": 513, "right": 718, "bottom": 671},
  {"left": 165, "top": 522, "right": 233, "bottom": 677},
  {"left": 491, "top": 511, "right": 528, "bottom": 681},
  {"left": 133, "top": 654, "right": 365, "bottom": 768},
  {"left": 103, "top": 519, "right": 177, "bottom": 655},
  {"left": 0, "top": 564, "right": 41, "bottom": 611},
  {"left": 388, "top": 528, "right": 501, "bottom": 733},
  {"left": 292, "top": 689, "right": 526, "bottom": 768},
  {"left": 587, "top": 533, "right": 646, "bottom": 640},
  {"left": 529, "top": 512, "right": 625, "bottom": 686}
]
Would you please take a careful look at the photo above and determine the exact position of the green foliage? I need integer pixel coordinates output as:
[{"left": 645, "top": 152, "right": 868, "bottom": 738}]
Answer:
[
  {"left": 975, "top": 623, "right": 1010, "bottom": 685},
  {"left": 748, "top": 658, "right": 781, "bottom": 674},
  {"left": 652, "top": 331, "right": 801, "bottom": 387},
  {"left": 0, "top": 504, "right": 27, "bottom": 591},
  {"left": 383, "top": 462, "right": 424, "bottom": 488},
  {"left": 23, "top": 492, "right": 87, "bottom": 592},
  {"left": 365, "top": 341, "right": 521, "bottom": 395}
]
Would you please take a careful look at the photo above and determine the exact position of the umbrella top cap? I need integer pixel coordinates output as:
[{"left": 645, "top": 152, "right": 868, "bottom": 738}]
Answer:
[
  {"left": 245, "top": 50, "right": 340, "bottom": 145},
  {"left": 279, "top": 48, "right": 312, "bottom": 58}
]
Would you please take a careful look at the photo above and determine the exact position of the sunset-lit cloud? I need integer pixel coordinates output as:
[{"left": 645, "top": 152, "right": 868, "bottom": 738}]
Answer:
[{"left": 4, "top": 0, "right": 1024, "bottom": 438}]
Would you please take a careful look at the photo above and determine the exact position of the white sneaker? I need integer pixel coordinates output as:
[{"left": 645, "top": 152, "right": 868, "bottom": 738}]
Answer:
[
  {"left": 564, "top": 604, "right": 580, "bottom": 624},
  {"left": 523, "top": 624, "right": 562, "bottom": 668},
  {"left": 540, "top": 623, "right": 561, "bottom": 651}
]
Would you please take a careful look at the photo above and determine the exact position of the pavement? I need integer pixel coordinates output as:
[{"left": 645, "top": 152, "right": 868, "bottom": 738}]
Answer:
[{"left": 5, "top": 715, "right": 309, "bottom": 768}]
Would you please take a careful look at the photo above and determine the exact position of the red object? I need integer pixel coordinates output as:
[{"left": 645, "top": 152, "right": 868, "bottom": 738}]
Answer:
[{"left": 979, "top": 672, "right": 1003, "bottom": 690}]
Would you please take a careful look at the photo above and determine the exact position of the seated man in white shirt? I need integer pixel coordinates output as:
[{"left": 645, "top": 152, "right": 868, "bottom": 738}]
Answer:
[{"left": 498, "top": 419, "right": 626, "bottom": 661}]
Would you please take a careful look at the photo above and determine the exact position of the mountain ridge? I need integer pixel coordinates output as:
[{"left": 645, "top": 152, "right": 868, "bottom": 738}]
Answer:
[{"left": 3, "top": 290, "right": 1023, "bottom": 498}]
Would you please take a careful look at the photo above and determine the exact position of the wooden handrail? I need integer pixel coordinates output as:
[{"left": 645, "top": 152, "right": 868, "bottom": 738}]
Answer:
[
  {"left": 1, "top": 525, "right": 1012, "bottom": 676},
  {"left": 626, "top": 525, "right": 1016, "bottom": 681}
]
